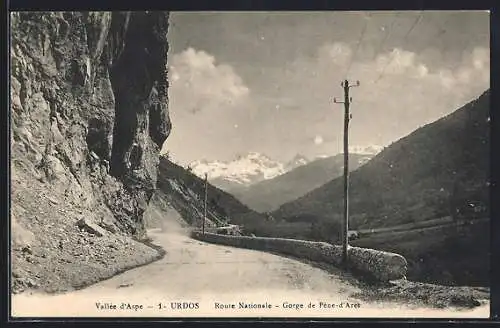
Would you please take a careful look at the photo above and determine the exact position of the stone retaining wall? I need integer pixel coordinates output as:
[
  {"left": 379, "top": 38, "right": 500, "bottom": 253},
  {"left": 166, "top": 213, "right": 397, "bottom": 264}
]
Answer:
[{"left": 191, "top": 232, "right": 407, "bottom": 282}]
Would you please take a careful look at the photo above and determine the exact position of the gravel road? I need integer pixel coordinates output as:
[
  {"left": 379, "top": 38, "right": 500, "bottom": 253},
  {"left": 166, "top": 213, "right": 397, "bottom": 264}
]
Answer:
[{"left": 11, "top": 229, "right": 489, "bottom": 318}]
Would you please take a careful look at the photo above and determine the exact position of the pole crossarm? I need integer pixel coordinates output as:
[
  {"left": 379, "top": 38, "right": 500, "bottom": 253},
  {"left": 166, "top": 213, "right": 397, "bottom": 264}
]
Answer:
[{"left": 345, "top": 80, "right": 361, "bottom": 88}]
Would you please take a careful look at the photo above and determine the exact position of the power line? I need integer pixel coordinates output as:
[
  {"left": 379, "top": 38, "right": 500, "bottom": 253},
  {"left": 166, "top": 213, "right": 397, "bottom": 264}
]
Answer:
[
  {"left": 375, "top": 13, "right": 459, "bottom": 83},
  {"left": 372, "top": 11, "right": 452, "bottom": 68},
  {"left": 344, "top": 13, "right": 370, "bottom": 80},
  {"left": 372, "top": 12, "right": 400, "bottom": 62},
  {"left": 373, "top": 11, "right": 424, "bottom": 84}
]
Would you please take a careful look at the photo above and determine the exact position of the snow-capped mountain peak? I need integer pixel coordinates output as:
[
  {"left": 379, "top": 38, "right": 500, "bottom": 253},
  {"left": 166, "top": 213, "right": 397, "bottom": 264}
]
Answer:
[
  {"left": 189, "top": 152, "right": 287, "bottom": 189},
  {"left": 187, "top": 147, "right": 380, "bottom": 191}
]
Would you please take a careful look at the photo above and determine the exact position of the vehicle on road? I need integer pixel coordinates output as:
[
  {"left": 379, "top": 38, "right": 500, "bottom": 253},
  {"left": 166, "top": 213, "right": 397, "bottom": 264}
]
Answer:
[{"left": 215, "top": 224, "right": 242, "bottom": 236}]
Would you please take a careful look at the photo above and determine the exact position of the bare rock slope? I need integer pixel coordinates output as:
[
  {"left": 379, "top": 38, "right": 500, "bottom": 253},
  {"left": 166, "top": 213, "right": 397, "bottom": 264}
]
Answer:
[{"left": 11, "top": 11, "right": 170, "bottom": 294}]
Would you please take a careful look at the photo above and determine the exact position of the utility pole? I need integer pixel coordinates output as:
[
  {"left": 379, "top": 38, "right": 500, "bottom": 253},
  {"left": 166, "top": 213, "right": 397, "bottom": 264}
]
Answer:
[
  {"left": 333, "top": 79, "right": 360, "bottom": 265},
  {"left": 203, "top": 173, "right": 208, "bottom": 234}
]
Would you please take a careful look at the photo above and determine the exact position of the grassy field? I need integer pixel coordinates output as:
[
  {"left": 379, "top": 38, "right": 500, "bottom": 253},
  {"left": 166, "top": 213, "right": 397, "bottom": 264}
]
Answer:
[
  {"left": 352, "top": 218, "right": 490, "bottom": 287},
  {"left": 357, "top": 216, "right": 455, "bottom": 236}
]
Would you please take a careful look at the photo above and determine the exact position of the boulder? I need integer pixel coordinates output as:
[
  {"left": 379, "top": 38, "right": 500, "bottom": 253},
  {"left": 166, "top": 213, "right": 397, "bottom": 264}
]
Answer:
[{"left": 76, "top": 217, "right": 107, "bottom": 237}]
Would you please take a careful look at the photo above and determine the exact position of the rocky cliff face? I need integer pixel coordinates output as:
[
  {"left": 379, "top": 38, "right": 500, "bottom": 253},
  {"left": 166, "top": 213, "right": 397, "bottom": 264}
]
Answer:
[{"left": 11, "top": 11, "right": 171, "bottom": 293}]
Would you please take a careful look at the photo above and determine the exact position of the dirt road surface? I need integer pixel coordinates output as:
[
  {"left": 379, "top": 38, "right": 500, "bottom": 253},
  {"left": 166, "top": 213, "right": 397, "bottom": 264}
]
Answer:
[{"left": 11, "top": 228, "right": 489, "bottom": 318}]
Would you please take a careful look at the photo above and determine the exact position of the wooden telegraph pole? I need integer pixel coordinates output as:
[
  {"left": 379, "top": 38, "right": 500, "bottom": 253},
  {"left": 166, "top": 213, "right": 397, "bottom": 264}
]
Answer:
[
  {"left": 333, "top": 79, "right": 360, "bottom": 265},
  {"left": 203, "top": 173, "right": 208, "bottom": 234}
]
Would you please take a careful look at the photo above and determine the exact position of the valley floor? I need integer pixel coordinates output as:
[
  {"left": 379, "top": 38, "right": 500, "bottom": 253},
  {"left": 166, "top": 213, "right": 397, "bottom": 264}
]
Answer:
[{"left": 11, "top": 229, "right": 489, "bottom": 319}]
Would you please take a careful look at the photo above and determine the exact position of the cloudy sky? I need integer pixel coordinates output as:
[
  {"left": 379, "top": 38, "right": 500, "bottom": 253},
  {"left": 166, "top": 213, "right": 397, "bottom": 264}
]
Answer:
[{"left": 162, "top": 11, "right": 490, "bottom": 165}]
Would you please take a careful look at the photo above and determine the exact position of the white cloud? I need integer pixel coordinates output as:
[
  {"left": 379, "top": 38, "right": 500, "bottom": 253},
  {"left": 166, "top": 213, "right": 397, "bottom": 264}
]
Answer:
[
  {"left": 163, "top": 47, "right": 253, "bottom": 163},
  {"left": 314, "top": 135, "right": 324, "bottom": 145},
  {"left": 472, "top": 47, "right": 488, "bottom": 69},
  {"left": 317, "top": 42, "right": 353, "bottom": 67},
  {"left": 273, "top": 41, "right": 490, "bottom": 153},
  {"left": 165, "top": 41, "right": 490, "bottom": 164},
  {"left": 168, "top": 47, "right": 250, "bottom": 114},
  {"left": 311, "top": 42, "right": 490, "bottom": 91},
  {"left": 375, "top": 48, "right": 419, "bottom": 75},
  {"left": 430, "top": 46, "right": 490, "bottom": 90},
  {"left": 417, "top": 64, "right": 428, "bottom": 77}
]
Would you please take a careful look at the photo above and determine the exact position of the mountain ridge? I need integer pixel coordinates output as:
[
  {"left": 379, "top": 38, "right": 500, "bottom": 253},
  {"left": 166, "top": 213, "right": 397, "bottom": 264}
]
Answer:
[
  {"left": 188, "top": 152, "right": 290, "bottom": 190},
  {"left": 187, "top": 147, "right": 382, "bottom": 191},
  {"left": 273, "top": 89, "right": 490, "bottom": 230}
]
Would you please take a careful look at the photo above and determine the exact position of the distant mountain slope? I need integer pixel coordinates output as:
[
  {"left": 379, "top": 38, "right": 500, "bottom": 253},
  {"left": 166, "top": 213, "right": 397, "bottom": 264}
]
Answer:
[
  {"left": 154, "top": 156, "right": 270, "bottom": 233},
  {"left": 272, "top": 90, "right": 490, "bottom": 286},
  {"left": 273, "top": 90, "right": 490, "bottom": 230},
  {"left": 231, "top": 153, "right": 373, "bottom": 213}
]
